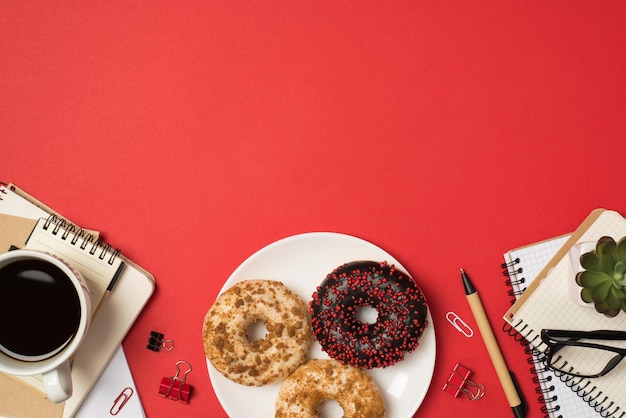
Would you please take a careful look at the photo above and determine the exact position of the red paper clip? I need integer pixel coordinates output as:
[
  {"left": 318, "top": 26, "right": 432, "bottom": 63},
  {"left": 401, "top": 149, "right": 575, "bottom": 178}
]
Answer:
[
  {"left": 159, "top": 360, "right": 193, "bottom": 403},
  {"left": 110, "top": 387, "right": 133, "bottom": 415},
  {"left": 442, "top": 363, "right": 485, "bottom": 400}
]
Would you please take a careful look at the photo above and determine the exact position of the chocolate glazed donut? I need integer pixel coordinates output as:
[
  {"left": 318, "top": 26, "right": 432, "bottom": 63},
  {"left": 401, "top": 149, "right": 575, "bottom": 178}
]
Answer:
[{"left": 310, "top": 261, "right": 428, "bottom": 369}]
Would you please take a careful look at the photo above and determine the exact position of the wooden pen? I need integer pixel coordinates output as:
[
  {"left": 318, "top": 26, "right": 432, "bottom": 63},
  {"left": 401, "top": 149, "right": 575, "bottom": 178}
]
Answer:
[{"left": 461, "top": 268, "right": 526, "bottom": 418}]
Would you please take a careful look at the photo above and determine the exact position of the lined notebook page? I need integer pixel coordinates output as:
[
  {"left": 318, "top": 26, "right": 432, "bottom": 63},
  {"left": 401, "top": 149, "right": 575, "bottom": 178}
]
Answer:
[
  {"left": 505, "top": 235, "right": 600, "bottom": 418},
  {"left": 25, "top": 218, "right": 124, "bottom": 313},
  {"left": 506, "top": 210, "right": 626, "bottom": 418}
]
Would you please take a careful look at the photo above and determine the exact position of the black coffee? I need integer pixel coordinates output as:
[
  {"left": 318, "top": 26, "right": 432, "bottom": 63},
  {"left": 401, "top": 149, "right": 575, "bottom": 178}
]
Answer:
[{"left": 0, "top": 258, "right": 81, "bottom": 359}]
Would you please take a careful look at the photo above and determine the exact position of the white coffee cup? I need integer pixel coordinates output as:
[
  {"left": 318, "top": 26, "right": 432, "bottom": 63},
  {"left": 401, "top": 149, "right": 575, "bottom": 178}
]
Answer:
[{"left": 0, "top": 249, "right": 92, "bottom": 403}]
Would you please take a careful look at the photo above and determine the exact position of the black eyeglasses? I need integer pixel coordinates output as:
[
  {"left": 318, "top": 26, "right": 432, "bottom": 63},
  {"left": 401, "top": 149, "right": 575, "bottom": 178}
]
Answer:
[{"left": 540, "top": 329, "right": 626, "bottom": 378}]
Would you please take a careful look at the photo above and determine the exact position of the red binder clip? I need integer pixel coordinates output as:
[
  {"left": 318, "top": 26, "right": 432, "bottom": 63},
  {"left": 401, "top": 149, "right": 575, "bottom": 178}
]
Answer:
[
  {"left": 442, "top": 363, "right": 485, "bottom": 400},
  {"left": 159, "top": 360, "right": 193, "bottom": 403}
]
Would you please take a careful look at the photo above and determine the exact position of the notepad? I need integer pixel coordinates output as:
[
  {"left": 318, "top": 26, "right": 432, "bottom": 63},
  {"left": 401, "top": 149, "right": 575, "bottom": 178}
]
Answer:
[
  {"left": 505, "top": 209, "right": 626, "bottom": 418},
  {"left": 503, "top": 235, "right": 601, "bottom": 418},
  {"left": 0, "top": 183, "right": 155, "bottom": 418},
  {"left": 76, "top": 345, "right": 145, "bottom": 418},
  {"left": 25, "top": 217, "right": 124, "bottom": 314}
]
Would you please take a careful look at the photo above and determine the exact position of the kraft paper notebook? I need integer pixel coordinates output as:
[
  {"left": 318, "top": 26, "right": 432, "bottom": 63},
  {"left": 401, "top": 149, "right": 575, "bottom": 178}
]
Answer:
[
  {"left": 502, "top": 235, "right": 603, "bottom": 418},
  {"left": 0, "top": 183, "right": 155, "bottom": 418},
  {"left": 504, "top": 209, "right": 626, "bottom": 418}
]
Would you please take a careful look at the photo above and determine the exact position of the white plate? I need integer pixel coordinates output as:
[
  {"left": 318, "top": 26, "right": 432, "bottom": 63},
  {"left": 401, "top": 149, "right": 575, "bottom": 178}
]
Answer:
[{"left": 206, "top": 232, "right": 436, "bottom": 418}]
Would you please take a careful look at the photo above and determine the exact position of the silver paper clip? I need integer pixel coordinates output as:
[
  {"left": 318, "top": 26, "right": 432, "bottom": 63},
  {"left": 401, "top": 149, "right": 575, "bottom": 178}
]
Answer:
[
  {"left": 446, "top": 311, "right": 474, "bottom": 337},
  {"left": 110, "top": 387, "right": 133, "bottom": 415}
]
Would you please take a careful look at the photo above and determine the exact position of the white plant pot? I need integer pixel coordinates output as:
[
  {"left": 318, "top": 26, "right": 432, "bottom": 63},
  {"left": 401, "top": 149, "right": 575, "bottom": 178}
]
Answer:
[{"left": 568, "top": 241, "right": 597, "bottom": 308}]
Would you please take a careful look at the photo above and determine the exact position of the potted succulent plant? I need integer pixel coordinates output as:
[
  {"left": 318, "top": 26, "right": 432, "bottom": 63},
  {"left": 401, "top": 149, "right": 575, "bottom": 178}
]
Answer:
[{"left": 574, "top": 236, "right": 626, "bottom": 318}]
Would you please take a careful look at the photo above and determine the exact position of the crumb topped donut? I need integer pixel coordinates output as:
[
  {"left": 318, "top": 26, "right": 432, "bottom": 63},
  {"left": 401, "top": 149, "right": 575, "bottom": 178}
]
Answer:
[
  {"left": 203, "top": 280, "right": 312, "bottom": 386},
  {"left": 275, "top": 359, "right": 384, "bottom": 418},
  {"left": 310, "top": 261, "right": 428, "bottom": 369}
]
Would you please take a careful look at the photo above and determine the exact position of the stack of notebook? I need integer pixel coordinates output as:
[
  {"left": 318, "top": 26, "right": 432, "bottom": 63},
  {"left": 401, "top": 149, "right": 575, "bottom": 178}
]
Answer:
[
  {"left": 503, "top": 208, "right": 626, "bottom": 418},
  {"left": 0, "top": 182, "right": 155, "bottom": 418}
]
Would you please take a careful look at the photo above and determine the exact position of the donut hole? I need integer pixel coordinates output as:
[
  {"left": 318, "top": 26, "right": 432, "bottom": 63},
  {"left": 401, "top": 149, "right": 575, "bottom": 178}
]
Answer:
[
  {"left": 246, "top": 318, "right": 268, "bottom": 343},
  {"left": 355, "top": 305, "right": 378, "bottom": 324},
  {"left": 317, "top": 399, "right": 344, "bottom": 417}
]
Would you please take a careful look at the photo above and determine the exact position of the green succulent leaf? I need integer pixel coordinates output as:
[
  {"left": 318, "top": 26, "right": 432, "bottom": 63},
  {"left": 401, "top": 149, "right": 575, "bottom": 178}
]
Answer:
[
  {"left": 575, "top": 271, "right": 583, "bottom": 286},
  {"left": 577, "top": 270, "right": 612, "bottom": 288},
  {"left": 592, "top": 281, "right": 613, "bottom": 303},
  {"left": 580, "top": 252, "right": 601, "bottom": 271},
  {"left": 600, "top": 253, "right": 617, "bottom": 275},
  {"left": 595, "top": 300, "right": 609, "bottom": 314},
  {"left": 606, "top": 287, "right": 623, "bottom": 309},
  {"left": 612, "top": 286, "right": 626, "bottom": 300},
  {"left": 594, "top": 299, "right": 620, "bottom": 317},
  {"left": 581, "top": 287, "right": 594, "bottom": 303},
  {"left": 617, "top": 237, "right": 626, "bottom": 263},
  {"left": 614, "top": 261, "right": 626, "bottom": 284},
  {"left": 597, "top": 236, "right": 617, "bottom": 258}
]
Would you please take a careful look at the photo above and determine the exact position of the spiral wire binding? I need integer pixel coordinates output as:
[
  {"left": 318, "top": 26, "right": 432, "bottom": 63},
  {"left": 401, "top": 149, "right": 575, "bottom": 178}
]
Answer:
[
  {"left": 502, "top": 260, "right": 561, "bottom": 418},
  {"left": 43, "top": 214, "right": 121, "bottom": 265},
  {"left": 502, "top": 258, "right": 526, "bottom": 302}
]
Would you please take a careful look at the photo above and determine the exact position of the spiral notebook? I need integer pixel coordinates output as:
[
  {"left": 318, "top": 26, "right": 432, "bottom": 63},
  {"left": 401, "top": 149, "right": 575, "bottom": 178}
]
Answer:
[
  {"left": 502, "top": 234, "right": 602, "bottom": 418},
  {"left": 0, "top": 183, "right": 155, "bottom": 418},
  {"left": 504, "top": 209, "right": 626, "bottom": 418},
  {"left": 25, "top": 217, "right": 125, "bottom": 315}
]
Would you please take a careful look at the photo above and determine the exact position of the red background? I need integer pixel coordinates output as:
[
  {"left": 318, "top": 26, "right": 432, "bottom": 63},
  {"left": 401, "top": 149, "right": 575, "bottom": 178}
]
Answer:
[{"left": 2, "top": 2, "right": 626, "bottom": 417}]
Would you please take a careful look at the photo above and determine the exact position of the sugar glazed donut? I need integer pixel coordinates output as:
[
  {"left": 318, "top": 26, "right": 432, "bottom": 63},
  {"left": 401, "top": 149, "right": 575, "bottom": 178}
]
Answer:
[
  {"left": 310, "top": 261, "right": 428, "bottom": 369},
  {"left": 203, "top": 280, "right": 312, "bottom": 386},
  {"left": 275, "top": 359, "right": 384, "bottom": 418}
]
